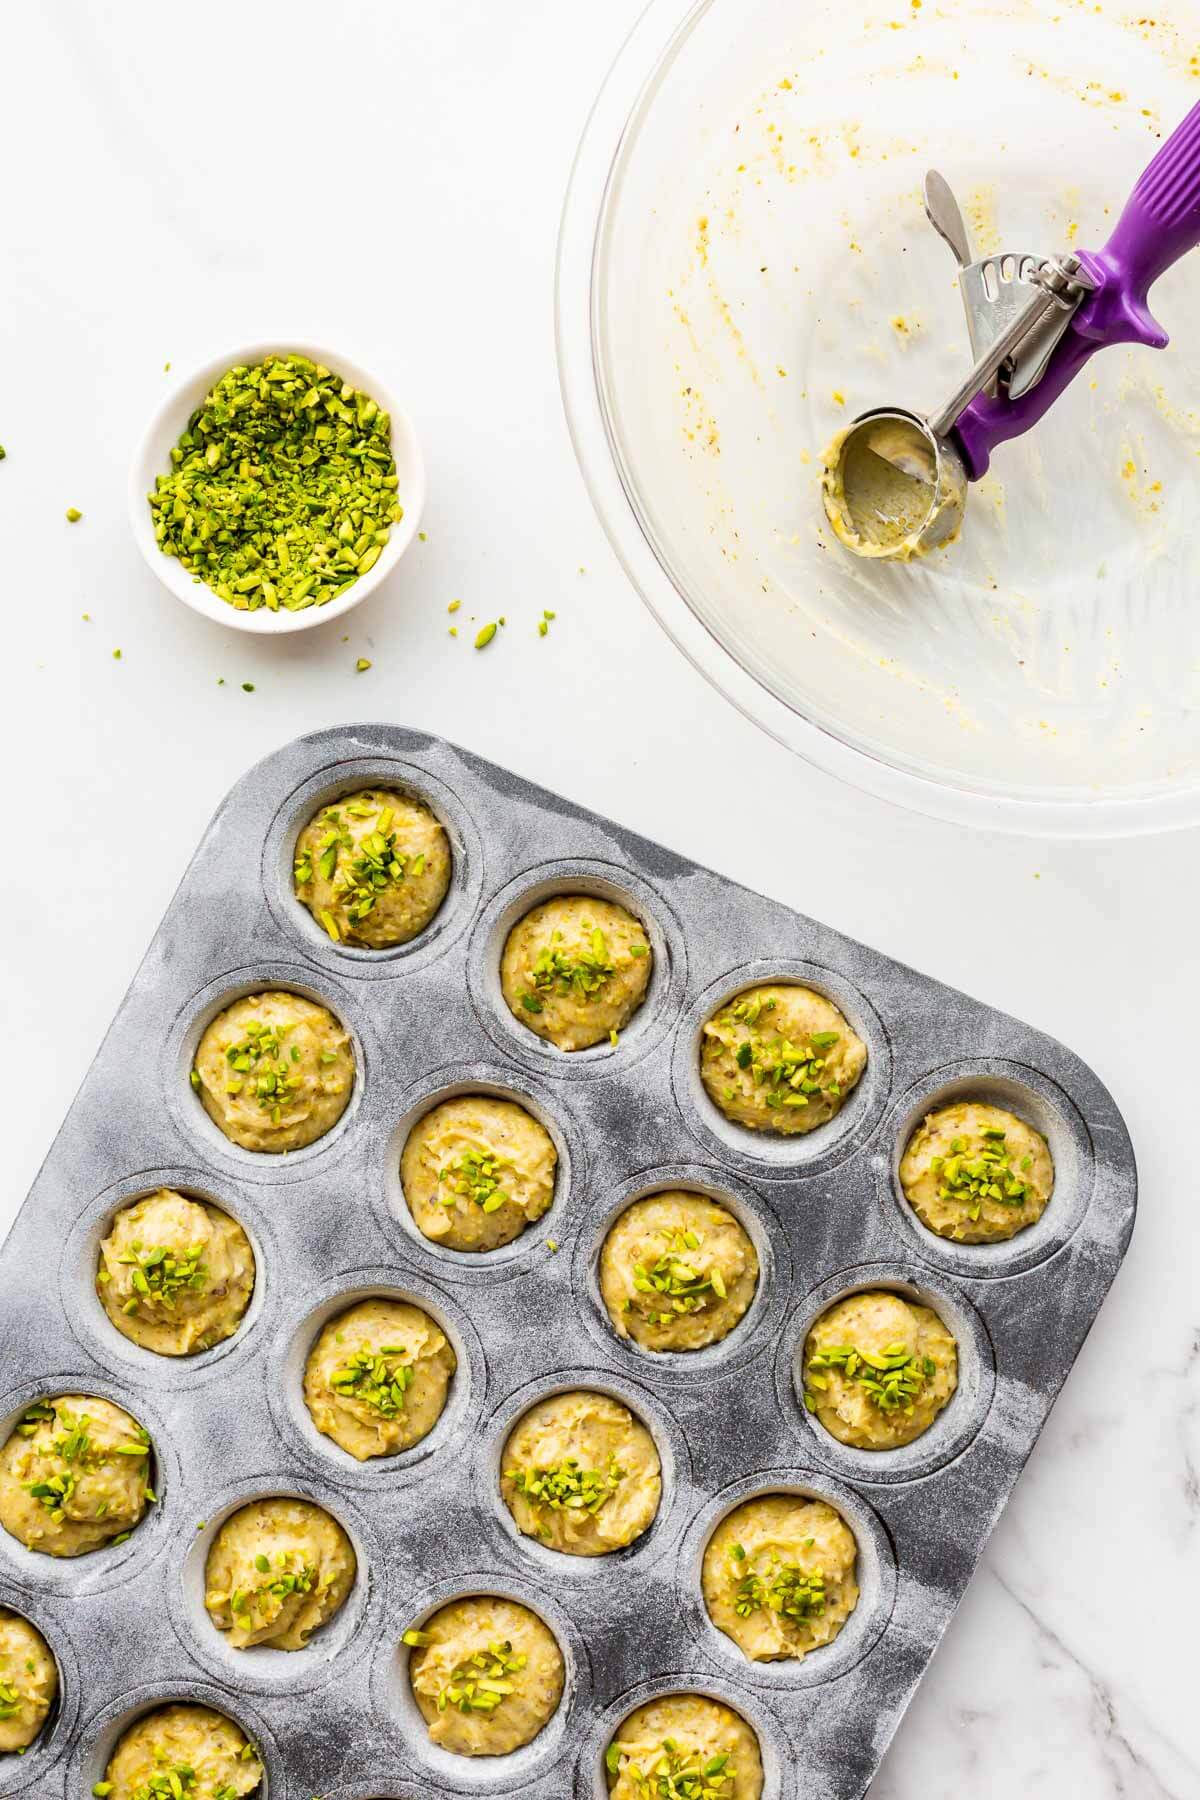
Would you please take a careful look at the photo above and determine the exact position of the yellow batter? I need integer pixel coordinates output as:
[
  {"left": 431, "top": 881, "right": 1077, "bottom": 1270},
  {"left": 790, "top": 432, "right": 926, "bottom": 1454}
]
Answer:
[
  {"left": 304, "top": 1297, "right": 457, "bottom": 1460},
  {"left": 803, "top": 1291, "right": 958, "bottom": 1450},
  {"left": 401, "top": 1094, "right": 557, "bottom": 1253},
  {"left": 501, "top": 1390, "right": 660, "bottom": 1556},
  {"left": 703, "top": 1494, "right": 858, "bottom": 1662},
  {"left": 701, "top": 984, "right": 866, "bottom": 1135},
  {"left": 899, "top": 1100, "right": 1054, "bottom": 1243},
  {"left": 0, "top": 1395, "right": 153, "bottom": 1557},
  {"left": 500, "top": 895, "right": 652, "bottom": 1051},
  {"left": 97, "top": 1188, "right": 255, "bottom": 1356},
  {"left": 600, "top": 1191, "right": 758, "bottom": 1353},
  {"left": 192, "top": 990, "right": 354, "bottom": 1153},
  {"left": 606, "top": 1695, "right": 763, "bottom": 1800},
  {"left": 0, "top": 1608, "right": 56, "bottom": 1753},
  {"left": 407, "top": 1595, "right": 564, "bottom": 1757},
  {"left": 205, "top": 1495, "right": 355, "bottom": 1651},
  {"left": 294, "top": 787, "right": 451, "bottom": 948},
  {"left": 821, "top": 415, "right": 965, "bottom": 561},
  {"left": 97, "top": 1702, "right": 262, "bottom": 1800}
]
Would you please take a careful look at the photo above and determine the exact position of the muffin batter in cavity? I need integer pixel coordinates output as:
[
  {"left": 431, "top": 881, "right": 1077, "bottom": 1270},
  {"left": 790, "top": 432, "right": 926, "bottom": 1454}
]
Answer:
[
  {"left": 98, "top": 1702, "right": 262, "bottom": 1800},
  {"left": 401, "top": 1095, "right": 556, "bottom": 1252},
  {"left": 701, "top": 984, "right": 866, "bottom": 1135},
  {"left": 803, "top": 1291, "right": 957, "bottom": 1450},
  {"left": 703, "top": 1494, "right": 858, "bottom": 1663},
  {"left": 0, "top": 1395, "right": 153, "bottom": 1557},
  {"left": 192, "top": 990, "right": 354, "bottom": 1153},
  {"left": 97, "top": 1188, "right": 255, "bottom": 1356},
  {"left": 600, "top": 1191, "right": 758, "bottom": 1353},
  {"left": 501, "top": 1390, "right": 660, "bottom": 1556},
  {"left": 500, "top": 894, "right": 652, "bottom": 1051},
  {"left": 0, "top": 1608, "right": 57, "bottom": 1753},
  {"left": 205, "top": 1496, "right": 355, "bottom": 1651},
  {"left": 304, "top": 1297, "right": 456, "bottom": 1460},
  {"left": 606, "top": 1694, "right": 763, "bottom": 1800},
  {"left": 900, "top": 1100, "right": 1054, "bottom": 1243},
  {"left": 294, "top": 787, "right": 451, "bottom": 948},
  {"left": 407, "top": 1595, "right": 564, "bottom": 1757}
]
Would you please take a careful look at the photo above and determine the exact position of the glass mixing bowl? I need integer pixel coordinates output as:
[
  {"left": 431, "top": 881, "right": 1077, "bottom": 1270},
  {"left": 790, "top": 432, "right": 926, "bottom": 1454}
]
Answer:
[{"left": 557, "top": 0, "right": 1200, "bottom": 834}]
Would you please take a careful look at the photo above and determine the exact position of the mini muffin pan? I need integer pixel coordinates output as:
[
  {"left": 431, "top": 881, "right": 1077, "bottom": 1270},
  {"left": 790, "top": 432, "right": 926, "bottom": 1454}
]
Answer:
[{"left": 0, "top": 724, "right": 1136, "bottom": 1800}]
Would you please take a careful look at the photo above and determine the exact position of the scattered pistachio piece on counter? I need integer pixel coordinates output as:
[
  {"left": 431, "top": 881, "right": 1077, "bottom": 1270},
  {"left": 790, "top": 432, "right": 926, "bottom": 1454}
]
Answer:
[
  {"left": 475, "top": 622, "right": 498, "bottom": 649},
  {"left": 356, "top": 658, "right": 372, "bottom": 672},
  {"left": 66, "top": 507, "right": 82, "bottom": 522}
]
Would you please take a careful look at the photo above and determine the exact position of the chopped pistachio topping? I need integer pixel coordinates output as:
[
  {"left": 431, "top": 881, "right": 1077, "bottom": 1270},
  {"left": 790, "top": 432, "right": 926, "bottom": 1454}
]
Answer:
[
  {"left": 805, "top": 1340, "right": 935, "bottom": 1414},
  {"left": 609, "top": 1737, "right": 735, "bottom": 1798},
  {"left": 328, "top": 1344, "right": 414, "bottom": 1417},
  {"left": 0, "top": 1679, "right": 24, "bottom": 1721},
  {"left": 714, "top": 995, "right": 842, "bottom": 1111},
  {"left": 518, "top": 923, "right": 630, "bottom": 1015},
  {"left": 632, "top": 1227, "right": 726, "bottom": 1323},
  {"left": 439, "top": 1146, "right": 512, "bottom": 1214},
  {"left": 204, "top": 1014, "right": 333, "bottom": 1114},
  {"left": 147, "top": 353, "right": 401, "bottom": 613},
  {"left": 436, "top": 1637, "right": 527, "bottom": 1715},
  {"left": 295, "top": 800, "right": 415, "bottom": 930},
  {"left": 730, "top": 1546, "right": 826, "bottom": 1620},
  {"left": 930, "top": 1131, "right": 1032, "bottom": 1221},
  {"left": 211, "top": 1548, "right": 316, "bottom": 1624},
  {"left": 474, "top": 622, "right": 497, "bottom": 649},
  {"left": 109, "top": 1239, "right": 207, "bottom": 1315},
  {"left": 20, "top": 1405, "right": 151, "bottom": 1523},
  {"left": 507, "top": 1453, "right": 625, "bottom": 1515}
]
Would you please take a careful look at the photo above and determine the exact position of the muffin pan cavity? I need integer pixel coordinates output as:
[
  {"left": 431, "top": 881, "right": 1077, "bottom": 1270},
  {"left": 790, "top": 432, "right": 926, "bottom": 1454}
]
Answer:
[
  {"left": 172, "top": 1478, "right": 380, "bottom": 1694},
  {"left": 673, "top": 960, "right": 892, "bottom": 1178},
  {"left": 374, "top": 1574, "right": 583, "bottom": 1793},
  {"left": 59, "top": 1168, "right": 271, "bottom": 1384},
  {"left": 480, "top": 1368, "right": 691, "bottom": 1587},
  {"left": 382, "top": 1066, "right": 581, "bottom": 1281},
  {"left": 273, "top": 1270, "right": 484, "bottom": 1487},
  {"left": 676, "top": 1471, "right": 897, "bottom": 1693},
  {"left": 0, "top": 725, "right": 1135, "bottom": 1799},
  {"left": 575, "top": 1165, "right": 791, "bottom": 1381},
  {"left": 263, "top": 752, "right": 485, "bottom": 978},
  {"left": 468, "top": 860, "right": 687, "bottom": 1079},
  {"left": 0, "top": 1581, "right": 78, "bottom": 1794},
  {"left": 877, "top": 1060, "right": 1096, "bottom": 1278}
]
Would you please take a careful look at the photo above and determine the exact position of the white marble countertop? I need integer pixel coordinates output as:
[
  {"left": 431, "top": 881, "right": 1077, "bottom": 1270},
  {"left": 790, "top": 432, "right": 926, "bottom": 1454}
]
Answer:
[{"left": 0, "top": 2, "right": 1197, "bottom": 1794}]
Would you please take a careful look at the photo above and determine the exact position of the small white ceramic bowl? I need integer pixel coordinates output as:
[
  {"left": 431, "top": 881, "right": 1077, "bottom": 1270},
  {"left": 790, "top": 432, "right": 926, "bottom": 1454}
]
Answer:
[{"left": 129, "top": 340, "right": 426, "bottom": 634}]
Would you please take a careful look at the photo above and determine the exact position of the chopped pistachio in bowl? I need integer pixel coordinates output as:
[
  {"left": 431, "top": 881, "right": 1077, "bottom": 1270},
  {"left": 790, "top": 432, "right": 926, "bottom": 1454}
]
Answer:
[{"left": 129, "top": 341, "right": 426, "bottom": 634}]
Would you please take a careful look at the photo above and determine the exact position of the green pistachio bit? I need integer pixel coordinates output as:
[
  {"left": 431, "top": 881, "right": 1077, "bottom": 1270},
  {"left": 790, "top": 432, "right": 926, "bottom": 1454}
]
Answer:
[
  {"left": 436, "top": 1637, "right": 527, "bottom": 1715},
  {"left": 527, "top": 922, "right": 634, "bottom": 1002},
  {"left": 439, "top": 1145, "right": 511, "bottom": 1214},
  {"left": 474, "top": 622, "right": 498, "bottom": 649},
  {"left": 147, "top": 353, "right": 401, "bottom": 614},
  {"left": 296, "top": 799, "right": 414, "bottom": 929},
  {"left": 66, "top": 507, "right": 82, "bottom": 522},
  {"left": 632, "top": 1227, "right": 723, "bottom": 1320},
  {"left": 114, "top": 1242, "right": 207, "bottom": 1312},
  {"left": 732, "top": 1552, "right": 827, "bottom": 1621},
  {"left": 126, "top": 1758, "right": 200, "bottom": 1797},
  {"left": 932, "top": 1129, "right": 1032, "bottom": 1211},
  {"left": 507, "top": 1453, "right": 625, "bottom": 1516},
  {"left": 620, "top": 1737, "right": 736, "bottom": 1797},
  {"left": 356, "top": 657, "right": 372, "bottom": 671},
  {"left": 806, "top": 1341, "right": 929, "bottom": 1412},
  {"left": 329, "top": 1343, "right": 414, "bottom": 1418},
  {"left": 221, "top": 1019, "right": 314, "bottom": 1114},
  {"left": 403, "top": 1627, "right": 433, "bottom": 1647},
  {"left": 714, "top": 1004, "right": 843, "bottom": 1107}
]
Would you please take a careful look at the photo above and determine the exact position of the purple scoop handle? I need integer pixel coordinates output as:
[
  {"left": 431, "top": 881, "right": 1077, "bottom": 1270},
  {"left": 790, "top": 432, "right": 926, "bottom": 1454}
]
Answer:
[{"left": 953, "top": 100, "right": 1200, "bottom": 479}]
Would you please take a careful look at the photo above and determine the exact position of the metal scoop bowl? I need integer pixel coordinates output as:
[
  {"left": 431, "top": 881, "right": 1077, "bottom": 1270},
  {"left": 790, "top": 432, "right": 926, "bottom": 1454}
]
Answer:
[{"left": 821, "top": 408, "right": 967, "bottom": 561}]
